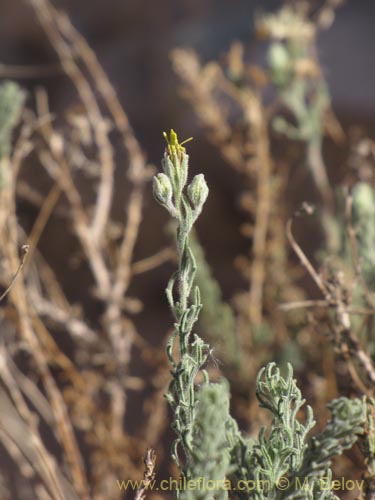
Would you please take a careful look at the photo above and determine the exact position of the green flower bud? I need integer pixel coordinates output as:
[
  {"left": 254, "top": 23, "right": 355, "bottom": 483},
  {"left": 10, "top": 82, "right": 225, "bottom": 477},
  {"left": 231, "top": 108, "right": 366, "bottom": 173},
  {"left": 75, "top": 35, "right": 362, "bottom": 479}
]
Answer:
[
  {"left": 153, "top": 173, "right": 174, "bottom": 209},
  {"left": 268, "top": 42, "right": 291, "bottom": 86},
  {"left": 161, "top": 155, "right": 175, "bottom": 182},
  {"left": 187, "top": 174, "right": 209, "bottom": 217},
  {"left": 352, "top": 182, "right": 375, "bottom": 219}
]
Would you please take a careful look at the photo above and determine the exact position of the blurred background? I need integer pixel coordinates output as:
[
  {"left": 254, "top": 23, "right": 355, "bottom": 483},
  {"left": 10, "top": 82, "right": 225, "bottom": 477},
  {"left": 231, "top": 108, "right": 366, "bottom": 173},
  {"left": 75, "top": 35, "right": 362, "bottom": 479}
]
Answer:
[{"left": 0, "top": 0, "right": 374, "bottom": 498}]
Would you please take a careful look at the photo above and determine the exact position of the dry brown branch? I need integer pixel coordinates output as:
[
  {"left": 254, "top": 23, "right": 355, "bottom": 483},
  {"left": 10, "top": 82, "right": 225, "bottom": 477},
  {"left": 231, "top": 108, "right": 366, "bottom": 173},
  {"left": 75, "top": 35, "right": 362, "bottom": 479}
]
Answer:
[
  {"left": 0, "top": 62, "right": 62, "bottom": 78},
  {"left": 29, "top": 0, "right": 115, "bottom": 247},
  {"left": 30, "top": 291, "right": 97, "bottom": 342},
  {"left": 132, "top": 247, "right": 175, "bottom": 275},
  {"left": 9, "top": 107, "right": 58, "bottom": 184},
  {"left": 52, "top": 15, "right": 154, "bottom": 356},
  {"left": 134, "top": 448, "right": 156, "bottom": 500},
  {"left": 286, "top": 205, "right": 375, "bottom": 394},
  {"left": 0, "top": 244, "right": 29, "bottom": 303},
  {"left": 218, "top": 74, "right": 274, "bottom": 326},
  {"left": 25, "top": 182, "right": 61, "bottom": 268},
  {"left": 0, "top": 112, "right": 90, "bottom": 497},
  {"left": 279, "top": 299, "right": 374, "bottom": 315},
  {"left": 171, "top": 49, "right": 243, "bottom": 171},
  {"left": 48, "top": 6, "right": 155, "bottom": 364},
  {"left": 1, "top": 227, "right": 90, "bottom": 500},
  {"left": 105, "top": 188, "right": 143, "bottom": 365},
  {"left": 29, "top": 1, "right": 153, "bottom": 374},
  {"left": 172, "top": 48, "right": 275, "bottom": 328},
  {"left": 0, "top": 426, "right": 35, "bottom": 481},
  {"left": 286, "top": 206, "right": 329, "bottom": 298},
  {"left": 143, "top": 365, "right": 170, "bottom": 446},
  {"left": 0, "top": 352, "right": 73, "bottom": 500},
  {"left": 51, "top": 3, "right": 148, "bottom": 183},
  {"left": 32, "top": 251, "right": 72, "bottom": 310},
  {"left": 245, "top": 99, "right": 272, "bottom": 326},
  {"left": 0, "top": 1, "right": 175, "bottom": 497},
  {"left": 3, "top": 350, "right": 54, "bottom": 425},
  {"left": 306, "top": 137, "right": 333, "bottom": 211},
  {"left": 279, "top": 299, "right": 331, "bottom": 311},
  {"left": 35, "top": 88, "right": 112, "bottom": 296}
]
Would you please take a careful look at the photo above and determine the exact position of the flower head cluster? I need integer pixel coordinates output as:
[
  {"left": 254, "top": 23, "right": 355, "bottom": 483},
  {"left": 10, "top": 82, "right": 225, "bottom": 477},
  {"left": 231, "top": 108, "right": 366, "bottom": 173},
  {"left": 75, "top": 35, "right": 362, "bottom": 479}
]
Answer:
[{"left": 153, "top": 129, "right": 208, "bottom": 223}]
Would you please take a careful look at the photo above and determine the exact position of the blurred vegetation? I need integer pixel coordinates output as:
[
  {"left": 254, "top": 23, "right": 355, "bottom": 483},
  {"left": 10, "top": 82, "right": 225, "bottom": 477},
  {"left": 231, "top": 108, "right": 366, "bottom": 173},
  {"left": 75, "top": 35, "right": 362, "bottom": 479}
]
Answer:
[{"left": 0, "top": 1, "right": 375, "bottom": 499}]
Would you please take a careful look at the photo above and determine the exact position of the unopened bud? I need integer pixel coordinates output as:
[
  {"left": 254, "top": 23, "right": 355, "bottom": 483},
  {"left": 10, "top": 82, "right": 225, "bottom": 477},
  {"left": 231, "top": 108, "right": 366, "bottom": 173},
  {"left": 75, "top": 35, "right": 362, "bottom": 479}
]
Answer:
[
  {"left": 268, "top": 42, "right": 291, "bottom": 86},
  {"left": 352, "top": 182, "right": 375, "bottom": 219},
  {"left": 187, "top": 174, "right": 209, "bottom": 215},
  {"left": 153, "top": 173, "right": 173, "bottom": 207}
]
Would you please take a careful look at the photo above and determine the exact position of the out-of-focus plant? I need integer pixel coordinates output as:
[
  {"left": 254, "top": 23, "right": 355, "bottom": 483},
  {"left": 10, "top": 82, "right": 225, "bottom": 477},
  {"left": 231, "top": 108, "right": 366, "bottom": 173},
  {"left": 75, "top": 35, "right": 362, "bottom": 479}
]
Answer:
[
  {"left": 284, "top": 178, "right": 375, "bottom": 496},
  {"left": 345, "top": 182, "right": 375, "bottom": 291},
  {"left": 0, "top": 1, "right": 166, "bottom": 497},
  {"left": 3, "top": 0, "right": 375, "bottom": 498},
  {"left": 181, "top": 380, "right": 232, "bottom": 500},
  {"left": 154, "top": 132, "right": 367, "bottom": 500},
  {"left": 171, "top": 4, "right": 329, "bottom": 410},
  {"left": 0, "top": 81, "right": 25, "bottom": 161},
  {"left": 190, "top": 233, "right": 239, "bottom": 370},
  {"left": 260, "top": 6, "right": 334, "bottom": 206}
]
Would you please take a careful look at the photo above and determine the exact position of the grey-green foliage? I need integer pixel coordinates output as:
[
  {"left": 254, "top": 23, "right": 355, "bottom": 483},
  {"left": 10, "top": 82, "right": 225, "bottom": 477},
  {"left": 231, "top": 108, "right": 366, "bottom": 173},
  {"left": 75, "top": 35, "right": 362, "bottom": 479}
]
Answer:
[
  {"left": 282, "top": 397, "right": 366, "bottom": 500},
  {"left": 189, "top": 233, "right": 239, "bottom": 369},
  {"left": 304, "top": 397, "right": 365, "bottom": 471},
  {"left": 270, "top": 41, "right": 329, "bottom": 147},
  {"left": 154, "top": 132, "right": 366, "bottom": 500},
  {"left": 266, "top": 10, "right": 328, "bottom": 147},
  {"left": 228, "top": 363, "right": 315, "bottom": 500},
  {"left": 227, "top": 364, "right": 366, "bottom": 500},
  {"left": 153, "top": 130, "right": 212, "bottom": 480},
  {"left": 254, "top": 364, "right": 315, "bottom": 478},
  {"left": 347, "top": 182, "right": 375, "bottom": 290},
  {"left": 361, "top": 399, "right": 375, "bottom": 477},
  {"left": 263, "top": 7, "right": 331, "bottom": 202},
  {"left": 0, "top": 81, "right": 25, "bottom": 159},
  {"left": 324, "top": 182, "right": 375, "bottom": 334},
  {"left": 180, "top": 380, "right": 232, "bottom": 500},
  {"left": 330, "top": 182, "right": 375, "bottom": 287}
]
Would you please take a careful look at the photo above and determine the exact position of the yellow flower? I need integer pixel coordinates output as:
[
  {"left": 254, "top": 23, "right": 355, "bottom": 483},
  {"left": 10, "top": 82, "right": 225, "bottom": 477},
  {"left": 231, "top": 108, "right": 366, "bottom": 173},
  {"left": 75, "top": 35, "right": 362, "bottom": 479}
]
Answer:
[{"left": 163, "top": 129, "right": 193, "bottom": 158}]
